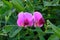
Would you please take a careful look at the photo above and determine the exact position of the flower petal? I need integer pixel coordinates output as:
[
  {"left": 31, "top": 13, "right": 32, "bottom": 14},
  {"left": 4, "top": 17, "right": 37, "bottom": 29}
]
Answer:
[
  {"left": 17, "top": 12, "right": 33, "bottom": 27},
  {"left": 38, "top": 18, "right": 45, "bottom": 27},
  {"left": 24, "top": 12, "right": 33, "bottom": 26},
  {"left": 18, "top": 12, "right": 24, "bottom": 19},
  {"left": 24, "top": 12, "right": 33, "bottom": 21},
  {"left": 33, "top": 11, "right": 45, "bottom": 27},
  {"left": 17, "top": 19, "right": 24, "bottom": 27},
  {"left": 33, "top": 11, "right": 43, "bottom": 21}
]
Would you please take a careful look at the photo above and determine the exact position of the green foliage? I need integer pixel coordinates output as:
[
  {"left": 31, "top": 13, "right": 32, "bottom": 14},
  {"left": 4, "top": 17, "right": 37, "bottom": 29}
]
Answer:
[
  {"left": 0, "top": 0, "right": 60, "bottom": 40},
  {"left": 47, "top": 20, "right": 60, "bottom": 38},
  {"left": 48, "top": 34, "right": 59, "bottom": 40}
]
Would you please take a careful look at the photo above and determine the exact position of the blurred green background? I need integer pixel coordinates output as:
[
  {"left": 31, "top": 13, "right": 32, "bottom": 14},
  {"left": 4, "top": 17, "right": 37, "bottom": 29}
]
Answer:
[{"left": 0, "top": 0, "right": 60, "bottom": 40}]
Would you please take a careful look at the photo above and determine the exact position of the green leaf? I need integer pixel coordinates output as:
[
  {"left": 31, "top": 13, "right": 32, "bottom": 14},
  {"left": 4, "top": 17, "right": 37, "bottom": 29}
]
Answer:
[
  {"left": 45, "top": 29, "right": 54, "bottom": 34},
  {"left": 0, "top": 1, "right": 3, "bottom": 7},
  {"left": 43, "top": 1, "right": 52, "bottom": 6},
  {"left": 9, "top": 27, "right": 22, "bottom": 37},
  {"left": 0, "top": 31, "right": 7, "bottom": 36},
  {"left": 25, "top": 0, "right": 34, "bottom": 13},
  {"left": 43, "top": 0, "right": 59, "bottom": 6},
  {"left": 2, "top": 0, "right": 13, "bottom": 9},
  {"left": 42, "top": 7, "right": 48, "bottom": 11},
  {"left": 35, "top": 27, "right": 44, "bottom": 34},
  {"left": 2, "top": 25, "right": 15, "bottom": 33},
  {"left": 0, "top": 1, "right": 12, "bottom": 15},
  {"left": 39, "top": 36, "right": 45, "bottom": 40},
  {"left": 12, "top": 0, "right": 25, "bottom": 11},
  {"left": 48, "top": 35, "right": 59, "bottom": 40},
  {"left": 2, "top": 25, "right": 22, "bottom": 38},
  {"left": 47, "top": 20, "right": 60, "bottom": 38},
  {"left": 35, "top": 27, "right": 45, "bottom": 40}
]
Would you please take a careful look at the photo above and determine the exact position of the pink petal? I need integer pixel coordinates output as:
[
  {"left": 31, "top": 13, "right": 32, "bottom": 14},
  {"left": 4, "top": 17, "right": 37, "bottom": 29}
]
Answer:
[
  {"left": 24, "top": 12, "right": 33, "bottom": 26},
  {"left": 17, "top": 19, "right": 24, "bottom": 27},
  {"left": 18, "top": 12, "right": 25, "bottom": 20},
  {"left": 24, "top": 12, "right": 33, "bottom": 21},
  {"left": 33, "top": 11, "right": 45, "bottom": 27},
  {"left": 17, "top": 12, "right": 33, "bottom": 27},
  {"left": 38, "top": 18, "right": 45, "bottom": 27},
  {"left": 33, "top": 11, "right": 42, "bottom": 21}
]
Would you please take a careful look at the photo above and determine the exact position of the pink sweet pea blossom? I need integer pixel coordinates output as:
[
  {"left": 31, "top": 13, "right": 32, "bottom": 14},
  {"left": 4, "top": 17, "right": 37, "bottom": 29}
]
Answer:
[
  {"left": 17, "top": 12, "right": 33, "bottom": 27},
  {"left": 33, "top": 12, "right": 45, "bottom": 27}
]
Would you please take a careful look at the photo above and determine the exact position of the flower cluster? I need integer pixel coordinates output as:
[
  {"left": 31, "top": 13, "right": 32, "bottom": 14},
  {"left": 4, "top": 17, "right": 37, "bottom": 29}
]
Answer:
[{"left": 17, "top": 12, "right": 45, "bottom": 27}]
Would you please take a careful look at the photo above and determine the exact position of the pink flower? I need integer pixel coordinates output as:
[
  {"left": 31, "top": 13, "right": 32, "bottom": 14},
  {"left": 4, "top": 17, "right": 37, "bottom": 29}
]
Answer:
[
  {"left": 17, "top": 12, "right": 33, "bottom": 27},
  {"left": 33, "top": 12, "right": 45, "bottom": 27}
]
